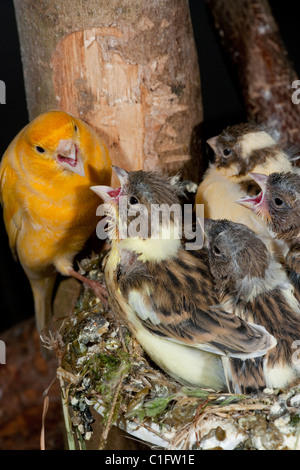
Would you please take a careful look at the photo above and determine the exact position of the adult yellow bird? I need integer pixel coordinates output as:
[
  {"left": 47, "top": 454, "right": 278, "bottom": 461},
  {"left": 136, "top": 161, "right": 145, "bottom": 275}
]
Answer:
[{"left": 0, "top": 110, "right": 112, "bottom": 332}]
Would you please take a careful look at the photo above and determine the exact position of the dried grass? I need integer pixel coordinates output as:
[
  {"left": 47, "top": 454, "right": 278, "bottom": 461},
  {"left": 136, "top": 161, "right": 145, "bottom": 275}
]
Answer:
[{"left": 41, "top": 252, "right": 300, "bottom": 450}]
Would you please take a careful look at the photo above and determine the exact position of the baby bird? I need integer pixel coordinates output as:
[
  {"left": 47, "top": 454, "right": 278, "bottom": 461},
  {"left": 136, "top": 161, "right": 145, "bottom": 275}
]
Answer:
[
  {"left": 205, "top": 218, "right": 300, "bottom": 393},
  {"left": 91, "top": 167, "right": 276, "bottom": 391},
  {"left": 195, "top": 123, "right": 294, "bottom": 255},
  {"left": 0, "top": 110, "right": 112, "bottom": 332},
  {"left": 237, "top": 171, "right": 300, "bottom": 299}
]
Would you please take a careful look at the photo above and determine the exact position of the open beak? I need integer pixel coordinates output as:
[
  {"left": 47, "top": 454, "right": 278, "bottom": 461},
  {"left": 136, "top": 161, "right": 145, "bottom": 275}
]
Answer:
[
  {"left": 112, "top": 165, "right": 129, "bottom": 185},
  {"left": 56, "top": 139, "right": 85, "bottom": 177},
  {"left": 90, "top": 185, "right": 121, "bottom": 202},
  {"left": 249, "top": 173, "right": 269, "bottom": 192},
  {"left": 207, "top": 135, "right": 218, "bottom": 153},
  {"left": 236, "top": 173, "right": 269, "bottom": 215},
  {"left": 90, "top": 165, "right": 129, "bottom": 202}
]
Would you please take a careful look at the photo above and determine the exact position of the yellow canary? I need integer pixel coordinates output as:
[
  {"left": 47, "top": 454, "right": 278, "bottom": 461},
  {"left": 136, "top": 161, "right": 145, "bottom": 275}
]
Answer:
[{"left": 0, "top": 110, "right": 111, "bottom": 332}]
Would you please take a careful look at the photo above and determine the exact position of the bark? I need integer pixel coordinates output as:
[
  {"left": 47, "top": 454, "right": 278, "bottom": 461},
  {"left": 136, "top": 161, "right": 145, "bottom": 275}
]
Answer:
[
  {"left": 207, "top": 0, "right": 300, "bottom": 151},
  {"left": 13, "top": 0, "right": 203, "bottom": 183}
]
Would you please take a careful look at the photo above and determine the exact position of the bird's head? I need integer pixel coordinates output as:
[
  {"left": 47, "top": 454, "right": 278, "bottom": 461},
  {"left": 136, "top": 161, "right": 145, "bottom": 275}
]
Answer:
[
  {"left": 24, "top": 110, "right": 86, "bottom": 177},
  {"left": 208, "top": 123, "right": 278, "bottom": 178},
  {"left": 91, "top": 166, "right": 182, "bottom": 261},
  {"left": 236, "top": 172, "right": 300, "bottom": 237},
  {"left": 203, "top": 218, "right": 270, "bottom": 297}
]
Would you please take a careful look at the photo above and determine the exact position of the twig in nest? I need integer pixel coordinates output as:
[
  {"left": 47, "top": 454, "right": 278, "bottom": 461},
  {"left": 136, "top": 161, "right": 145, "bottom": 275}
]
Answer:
[
  {"left": 132, "top": 418, "right": 173, "bottom": 446},
  {"left": 40, "top": 375, "right": 58, "bottom": 450},
  {"left": 40, "top": 327, "right": 65, "bottom": 364},
  {"left": 40, "top": 395, "right": 49, "bottom": 450},
  {"left": 98, "top": 369, "right": 128, "bottom": 449}
]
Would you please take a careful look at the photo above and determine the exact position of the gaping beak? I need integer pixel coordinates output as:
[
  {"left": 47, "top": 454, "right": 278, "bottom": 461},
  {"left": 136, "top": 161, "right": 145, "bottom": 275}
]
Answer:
[
  {"left": 249, "top": 173, "right": 269, "bottom": 191},
  {"left": 207, "top": 135, "right": 218, "bottom": 153},
  {"left": 236, "top": 173, "right": 269, "bottom": 214},
  {"left": 90, "top": 185, "right": 121, "bottom": 202},
  {"left": 90, "top": 165, "right": 128, "bottom": 202},
  {"left": 112, "top": 165, "right": 129, "bottom": 185},
  {"left": 56, "top": 139, "right": 85, "bottom": 177}
]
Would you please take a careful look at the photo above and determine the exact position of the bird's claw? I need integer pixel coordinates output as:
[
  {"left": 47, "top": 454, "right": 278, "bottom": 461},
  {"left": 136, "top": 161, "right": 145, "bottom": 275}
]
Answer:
[
  {"left": 84, "top": 278, "right": 108, "bottom": 307},
  {"left": 69, "top": 269, "right": 108, "bottom": 308}
]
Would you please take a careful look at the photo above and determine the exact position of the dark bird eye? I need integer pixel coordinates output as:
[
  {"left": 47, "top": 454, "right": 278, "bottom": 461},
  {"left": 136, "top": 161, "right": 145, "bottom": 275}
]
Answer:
[
  {"left": 274, "top": 197, "right": 283, "bottom": 206},
  {"left": 74, "top": 124, "right": 78, "bottom": 132},
  {"left": 35, "top": 146, "right": 45, "bottom": 153},
  {"left": 129, "top": 196, "right": 139, "bottom": 205},
  {"left": 223, "top": 148, "right": 231, "bottom": 157},
  {"left": 213, "top": 245, "right": 221, "bottom": 255}
]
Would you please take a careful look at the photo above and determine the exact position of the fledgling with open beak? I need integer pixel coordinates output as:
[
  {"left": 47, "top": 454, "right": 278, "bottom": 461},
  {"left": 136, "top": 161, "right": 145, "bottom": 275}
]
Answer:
[
  {"left": 0, "top": 110, "right": 112, "bottom": 332},
  {"left": 237, "top": 172, "right": 300, "bottom": 300},
  {"left": 91, "top": 167, "right": 276, "bottom": 391},
  {"left": 195, "top": 123, "right": 296, "bottom": 256},
  {"left": 205, "top": 218, "right": 300, "bottom": 393}
]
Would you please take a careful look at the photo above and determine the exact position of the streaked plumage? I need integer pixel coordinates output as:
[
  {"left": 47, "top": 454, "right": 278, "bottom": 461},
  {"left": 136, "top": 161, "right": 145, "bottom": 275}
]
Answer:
[
  {"left": 238, "top": 172, "right": 300, "bottom": 300},
  {"left": 0, "top": 110, "right": 111, "bottom": 332},
  {"left": 205, "top": 218, "right": 300, "bottom": 393},
  {"left": 195, "top": 123, "right": 294, "bottom": 255},
  {"left": 91, "top": 167, "right": 276, "bottom": 391}
]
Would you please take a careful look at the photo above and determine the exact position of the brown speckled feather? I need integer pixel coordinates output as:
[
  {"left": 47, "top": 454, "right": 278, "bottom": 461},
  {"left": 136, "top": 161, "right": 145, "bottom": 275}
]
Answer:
[
  {"left": 114, "top": 247, "right": 275, "bottom": 359},
  {"left": 225, "top": 357, "right": 266, "bottom": 394},
  {"left": 97, "top": 166, "right": 276, "bottom": 390},
  {"left": 206, "top": 218, "right": 300, "bottom": 391},
  {"left": 233, "top": 290, "right": 300, "bottom": 368},
  {"left": 250, "top": 172, "right": 300, "bottom": 298},
  {"left": 286, "top": 242, "right": 300, "bottom": 301}
]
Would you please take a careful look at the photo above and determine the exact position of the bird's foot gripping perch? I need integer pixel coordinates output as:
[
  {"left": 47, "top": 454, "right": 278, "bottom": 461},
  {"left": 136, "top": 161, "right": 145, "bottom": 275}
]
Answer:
[{"left": 70, "top": 269, "right": 108, "bottom": 308}]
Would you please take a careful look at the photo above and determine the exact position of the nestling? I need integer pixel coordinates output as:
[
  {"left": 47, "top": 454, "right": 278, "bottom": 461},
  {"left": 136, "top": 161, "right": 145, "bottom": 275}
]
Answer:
[
  {"left": 91, "top": 167, "right": 276, "bottom": 391},
  {"left": 205, "top": 218, "right": 300, "bottom": 393},
  {"left": 195, "top": 123, "right": 294, "bottom": 255},
  {"left": 237, "top": 172, "right": 300, "bottom": 299},
  {"left": 0, "top": 110, "right": 112, "bottom": 332}
]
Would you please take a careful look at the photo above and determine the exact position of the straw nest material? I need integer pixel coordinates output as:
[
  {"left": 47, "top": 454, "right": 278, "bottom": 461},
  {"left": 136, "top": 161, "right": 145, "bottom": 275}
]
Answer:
[{"left": 42, "top": 251, "right": 300, "bottom": 450}]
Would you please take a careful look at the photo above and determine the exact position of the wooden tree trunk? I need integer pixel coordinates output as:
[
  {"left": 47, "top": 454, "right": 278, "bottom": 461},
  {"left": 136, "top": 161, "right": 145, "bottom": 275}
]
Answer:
[
  {"left": 12, "top": 0, "right": 204, "bottom": 450},
  {"left": 13, "top": 0, "right": 203, "bottom": 185},
  {"left": 207, "top": 0, "right": 300, "bottom": 151}
]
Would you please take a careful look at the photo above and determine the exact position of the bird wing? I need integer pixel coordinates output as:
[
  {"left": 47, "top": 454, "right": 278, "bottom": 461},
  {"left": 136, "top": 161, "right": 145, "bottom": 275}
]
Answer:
[
  {"left": 127, "top": 288, "right": 276, "bottom": 360},
  {"left": 122, "top": 249, "right": 277, "bottom": 360},
  {"left": 223, "top": 356, "right": 266, "bottom": 394},
  {"left": 0, "top": 156, "right": 21, "bottom": 260},
  {"left": 286, "top": 243, "right": 300, "bottom": 276}
]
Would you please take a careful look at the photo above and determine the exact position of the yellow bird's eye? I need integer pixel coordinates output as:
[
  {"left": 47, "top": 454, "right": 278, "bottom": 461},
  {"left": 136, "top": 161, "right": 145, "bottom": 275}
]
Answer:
[
  {"left": 35, "top": 146, "right": 45, "bottom": 154},
  {"left": 74, "top": 124, "right": 78, "bottom": 132}
]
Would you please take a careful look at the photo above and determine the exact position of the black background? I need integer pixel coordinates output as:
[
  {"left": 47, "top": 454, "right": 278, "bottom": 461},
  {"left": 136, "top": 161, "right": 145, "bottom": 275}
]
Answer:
[{"left": 0, "top": 0, "right": 298, "bottom": 331}]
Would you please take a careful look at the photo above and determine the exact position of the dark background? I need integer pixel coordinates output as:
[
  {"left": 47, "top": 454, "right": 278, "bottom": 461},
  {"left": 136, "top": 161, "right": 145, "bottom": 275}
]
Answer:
[{"left": 0, "top": 0, "right": 299, "bottom": 332}]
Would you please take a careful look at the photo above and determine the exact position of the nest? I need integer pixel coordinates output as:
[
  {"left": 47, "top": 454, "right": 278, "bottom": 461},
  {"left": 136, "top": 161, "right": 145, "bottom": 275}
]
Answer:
[{"left": 42, "top": 251, "right": 300, "bottom": 450}]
